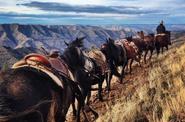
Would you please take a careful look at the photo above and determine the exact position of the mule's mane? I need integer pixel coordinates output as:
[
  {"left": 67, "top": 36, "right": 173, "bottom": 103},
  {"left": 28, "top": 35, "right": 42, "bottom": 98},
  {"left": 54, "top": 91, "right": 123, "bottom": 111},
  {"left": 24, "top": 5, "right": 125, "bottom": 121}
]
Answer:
[{"left": 68, "top": 37, "right": 85, "bottom": 48}]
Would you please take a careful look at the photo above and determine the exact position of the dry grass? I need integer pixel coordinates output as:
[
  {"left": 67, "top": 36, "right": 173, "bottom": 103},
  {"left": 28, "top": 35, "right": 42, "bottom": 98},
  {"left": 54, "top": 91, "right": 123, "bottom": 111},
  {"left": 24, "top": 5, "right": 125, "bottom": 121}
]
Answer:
[{"left": 97, "top": 43, "right": 185, "bottom": 122}]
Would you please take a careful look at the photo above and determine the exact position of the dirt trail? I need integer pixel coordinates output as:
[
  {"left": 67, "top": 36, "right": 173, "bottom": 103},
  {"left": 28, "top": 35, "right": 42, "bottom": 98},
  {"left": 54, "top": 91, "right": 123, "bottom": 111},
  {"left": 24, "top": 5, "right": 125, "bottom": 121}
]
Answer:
[
  {"left": 90, "top": 62, "right": 151, "bottom": 119},
  {"left": 67, "top": 40, "right": 185, "bottom": 122}
]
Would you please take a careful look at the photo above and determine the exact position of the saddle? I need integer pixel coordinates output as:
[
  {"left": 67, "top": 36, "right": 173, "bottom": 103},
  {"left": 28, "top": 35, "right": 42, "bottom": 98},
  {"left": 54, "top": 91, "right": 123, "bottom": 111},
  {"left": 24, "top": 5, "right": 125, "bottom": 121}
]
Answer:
[
  {"left": 117, "top": 39, "right": 139, "bottom": 54},
  {"left": 12, "top": 53, "right": 73, "bottom": 88},
  {"left": 83, "top": 54, "right": 95, "bottom": 73},
  {"left": 115, "top": 39, "right": 139, "bottom": 59},
  {"left": 155, "top": 33, "right": 166, "bottom": 36},
  {"left": 88, "top": 49, "right": 109, "bottom": 75}
]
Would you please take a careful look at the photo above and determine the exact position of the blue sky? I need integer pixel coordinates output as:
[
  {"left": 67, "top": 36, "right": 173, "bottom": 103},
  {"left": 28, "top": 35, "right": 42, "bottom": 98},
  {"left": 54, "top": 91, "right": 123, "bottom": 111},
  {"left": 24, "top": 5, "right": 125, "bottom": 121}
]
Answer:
[{"left": 0, "top": 0, "right": 185, "bottom": 25}]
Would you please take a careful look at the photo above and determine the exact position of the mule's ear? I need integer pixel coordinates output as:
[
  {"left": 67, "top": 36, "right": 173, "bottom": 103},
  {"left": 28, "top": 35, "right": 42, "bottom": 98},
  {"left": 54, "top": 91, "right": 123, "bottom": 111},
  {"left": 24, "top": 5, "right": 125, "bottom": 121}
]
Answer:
[
  {"left": 78, "top": 36, "right": 86, "bottom": 41},
  {"left": 109, "top": 38, "right": 114, "bottom": 43},
  {"left": 64, "top": 41, "right": 69, "bottom": 46},
  {"left": 106, "top": 38, "right": 109, "bottom": 43},
  {"left": 75, "top": 37, "right": 78, "bottom": 41}
]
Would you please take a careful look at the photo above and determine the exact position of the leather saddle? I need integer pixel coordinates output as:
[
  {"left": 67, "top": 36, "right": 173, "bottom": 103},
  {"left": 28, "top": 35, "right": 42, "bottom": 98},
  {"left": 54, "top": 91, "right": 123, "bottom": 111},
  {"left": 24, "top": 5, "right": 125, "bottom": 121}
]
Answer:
[{"left": 12, "top": 53, "right": 72, "bottom": 88}]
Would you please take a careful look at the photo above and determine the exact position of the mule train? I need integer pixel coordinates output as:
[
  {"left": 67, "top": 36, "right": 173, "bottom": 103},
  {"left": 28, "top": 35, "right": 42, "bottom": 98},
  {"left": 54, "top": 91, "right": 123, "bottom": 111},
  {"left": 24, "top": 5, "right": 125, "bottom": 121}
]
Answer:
[{"left": 0, "top": 30, "right": 171, "bottom": 122}]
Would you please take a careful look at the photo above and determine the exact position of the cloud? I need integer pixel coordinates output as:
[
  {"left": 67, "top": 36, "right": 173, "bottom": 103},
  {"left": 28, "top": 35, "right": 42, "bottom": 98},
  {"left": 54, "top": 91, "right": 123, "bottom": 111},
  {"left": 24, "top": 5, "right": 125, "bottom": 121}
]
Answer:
[
  {"left": 19, "top": 1, "right": 161, "bottom": 15},
  {"left": 0, "top": 0, "right": 184, "bottom": 24}
]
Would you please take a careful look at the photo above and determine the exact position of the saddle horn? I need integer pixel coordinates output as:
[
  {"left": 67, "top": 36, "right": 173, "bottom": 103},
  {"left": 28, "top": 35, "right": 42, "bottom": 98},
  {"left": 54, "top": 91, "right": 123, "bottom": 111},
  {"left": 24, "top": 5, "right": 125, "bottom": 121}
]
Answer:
[{"left": 40, "top": 46, "right": 49, "bottom": 55}]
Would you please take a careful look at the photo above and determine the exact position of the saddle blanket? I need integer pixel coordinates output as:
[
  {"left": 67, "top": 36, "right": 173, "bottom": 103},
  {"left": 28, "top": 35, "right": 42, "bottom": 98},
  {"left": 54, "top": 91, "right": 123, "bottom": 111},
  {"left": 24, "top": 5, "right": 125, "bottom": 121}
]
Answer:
[
  {"left": 88, "top": 49, "right": 109, "bottom": 74},
  {"left": 155, "top": 33, "right": 166, "bottom": 36}
]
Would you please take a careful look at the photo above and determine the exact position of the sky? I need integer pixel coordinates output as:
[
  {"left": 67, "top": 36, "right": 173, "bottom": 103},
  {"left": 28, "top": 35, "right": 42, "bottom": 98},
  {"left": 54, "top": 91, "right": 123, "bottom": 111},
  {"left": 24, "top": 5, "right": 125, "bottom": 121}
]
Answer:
[{"left": 0, "top": 0, "right": 185, "bottom": 25}]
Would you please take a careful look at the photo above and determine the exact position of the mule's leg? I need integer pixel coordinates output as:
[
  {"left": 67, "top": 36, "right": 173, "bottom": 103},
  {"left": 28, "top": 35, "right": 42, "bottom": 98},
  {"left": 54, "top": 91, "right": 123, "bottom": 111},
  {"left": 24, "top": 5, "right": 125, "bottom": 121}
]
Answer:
[
  {"left": 120, "top": 60, "right": 128, "bottom": 83},
  {"left": 82, "top": 105, "right": 98, "bottom": 121},
  {"left": 82, "top": 108, "right": 90, "bottom": 122},
  {"left": 85, "top": 91, "right": 99, "bottom": 120},
  {"left": 76, "top": 100, "right": 83, "bottom": 122},
  {"left": 88, "top": 106, "right": 99, "bottom": 121},
  {"left": 113, "top": 67, "right": 121, "bottom": 78},
  {"left": 83, "top": 104, "right": 99, "bottom": 121},
  {"left": 72, "top": 101, "right": 77, "bottom": 117},
  {"left": 144, "top": 50, "right": 148, "bottom": 63},
  {"left": 53, "top": 92, "right": 65, "bottom": 122},
  {"left": 125, "top": 60, "right": 129, "bottom": 72},
  {"left": 86, "top": 90, "right": 92, "bottom": 105},
  {"left": 98, "top": 79, "right": 103, "bottom": 101},
  {"left": 166, "top": 45, "right": 168, "bottom": 50},
  {"left": 138, "top": 53, "right": 142, "bottom": 67},
  {"left": 135, "top": 52, "right": 142, "bottom": 67},
  {"left": 129, "top": 59, "right": 134, "bottom": 74},
  {"left": 155, "top": 42, "right": 160, "bottom": 56},
  {"left": 105, "top": 71, "right": 109, "bottom": 90},
  {"left": 106, "top": 71, "right": 113, "bottom": 92},
  {"left": 75, "top": 89, "right": 87, "bottom": 122},
  {"left": 109, "top": 61, "right": 121, "bottom": 78},
  {"left": 149, "top": 49, "right": 153, "bottom": 61},
  {"left": 105, "top": 72, "right": 109, "bottom": 91},
  {"left": 79, "top": 89, "right": 89, "bottom": 122}
]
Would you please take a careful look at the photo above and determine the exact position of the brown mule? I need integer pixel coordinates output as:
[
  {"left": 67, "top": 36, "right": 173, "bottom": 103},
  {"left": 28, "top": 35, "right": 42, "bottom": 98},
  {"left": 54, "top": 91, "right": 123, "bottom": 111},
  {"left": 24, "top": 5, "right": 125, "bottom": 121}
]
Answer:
[
  {"left": 0, "top": 67, "right": 74, "bottom": 122},
  {"left": 12, "top": 52, "right": 86, "bottom": 122},
  {"left": 116, "top": 39, "right": 140, "bottom": 73},
  {"left": 137, "top": 31, "right": 155, "bottom": 63},
  {"left": 155, "top": 31, "right": 171, "bottom": 55}
]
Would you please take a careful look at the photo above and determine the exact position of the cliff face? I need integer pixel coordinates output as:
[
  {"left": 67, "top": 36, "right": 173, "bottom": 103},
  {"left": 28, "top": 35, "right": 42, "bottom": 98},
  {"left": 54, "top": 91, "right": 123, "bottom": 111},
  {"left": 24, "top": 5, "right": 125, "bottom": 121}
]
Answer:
[{"left": 0, "top": 24, "right": 137, "bottom": 51}]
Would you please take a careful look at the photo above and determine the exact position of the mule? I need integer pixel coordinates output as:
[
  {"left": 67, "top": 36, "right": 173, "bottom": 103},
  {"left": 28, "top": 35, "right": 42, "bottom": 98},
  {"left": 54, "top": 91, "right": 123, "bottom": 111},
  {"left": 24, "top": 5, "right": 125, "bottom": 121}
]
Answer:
[
  {"left": 0, "top": 67, "right": 74, "bottom": 122},
  {"left": 155, "top": 31, "right": 171, "bottom": 55},
  {"left": 116, "top": 38, "right": 141, "bottom": 74},
  {"left": 88, "top": 49, "right": 110, "bottom": 93},
  {"left": 136, "top": 31, "right": 155, "bottom": 63},
  {"left": 101, "top": 38, "right": 127, "bottom": 89},
  {"left": 62, "top": 37, "right": 100, "bottom": 121}
]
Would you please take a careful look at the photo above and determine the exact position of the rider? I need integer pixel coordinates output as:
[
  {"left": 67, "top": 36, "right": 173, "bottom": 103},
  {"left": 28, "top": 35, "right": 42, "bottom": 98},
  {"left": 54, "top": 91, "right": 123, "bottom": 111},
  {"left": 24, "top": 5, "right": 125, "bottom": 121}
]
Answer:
[{"left": 156, "top": 20, "right": 166, "bottom": 34}]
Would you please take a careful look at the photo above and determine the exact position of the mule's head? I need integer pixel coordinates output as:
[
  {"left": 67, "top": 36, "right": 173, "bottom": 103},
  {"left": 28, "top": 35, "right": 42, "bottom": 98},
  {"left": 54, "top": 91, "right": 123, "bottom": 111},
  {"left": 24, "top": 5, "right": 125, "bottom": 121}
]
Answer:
[
  {"left": 126, "top": 36, "right": 133, "bottom": 42},
  {"left": 100, "top": 38, "right": 115, "bottom": 61},
  {"left": 63, "top": 37, "right": 85, "bottom": 70},
  {"left": 137, "top": 31, "right": 144, "bottom": 39},
  {"left": 101, "top": 43, "right": 111, "bottom": 62}
]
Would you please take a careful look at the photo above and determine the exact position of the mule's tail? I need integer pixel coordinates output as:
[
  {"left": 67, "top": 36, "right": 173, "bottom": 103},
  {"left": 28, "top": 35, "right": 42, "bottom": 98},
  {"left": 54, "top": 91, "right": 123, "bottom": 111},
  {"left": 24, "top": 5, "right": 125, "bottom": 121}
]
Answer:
[
  {"left": 122, "top": 44, "right": 128, "bottom": 66},
  {"left": 0, "top": 95, "right": 51, "bottom": 122},
  {"left": 0, "top": 95, "right": 15, "bottom": 122}
]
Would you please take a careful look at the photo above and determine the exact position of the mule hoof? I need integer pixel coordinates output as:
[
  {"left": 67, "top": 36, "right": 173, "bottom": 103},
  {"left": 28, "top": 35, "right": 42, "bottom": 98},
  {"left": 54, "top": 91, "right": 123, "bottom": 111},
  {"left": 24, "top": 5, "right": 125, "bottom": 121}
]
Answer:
[
  {"left": 75, "top": 118, "right": 81, "bottom": 122},
  {"left": 99, "top": 97, "right": 104, "bottom": 102},
  {"left": 73, "top": 113, "right": 77, "bottom": 117},
  {"left": 94, "top": 112, "right": 99, "bottom": 120},
  {"left": 73, "top": 111, "right": 77, "bottom": 117},
  {"left": 105, "top": 87, "right": 111, "bottom": 92}
]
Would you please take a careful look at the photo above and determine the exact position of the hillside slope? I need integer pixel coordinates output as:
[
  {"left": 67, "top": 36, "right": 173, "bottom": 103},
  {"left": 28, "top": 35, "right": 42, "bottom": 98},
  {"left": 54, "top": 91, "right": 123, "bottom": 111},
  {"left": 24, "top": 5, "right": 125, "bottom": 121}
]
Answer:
[
  {"left": 95, "top": 41, "right": 185, "bottom": 122},
  {"left": 0, "top": 24, "right": 184, "bottom": 51}
]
